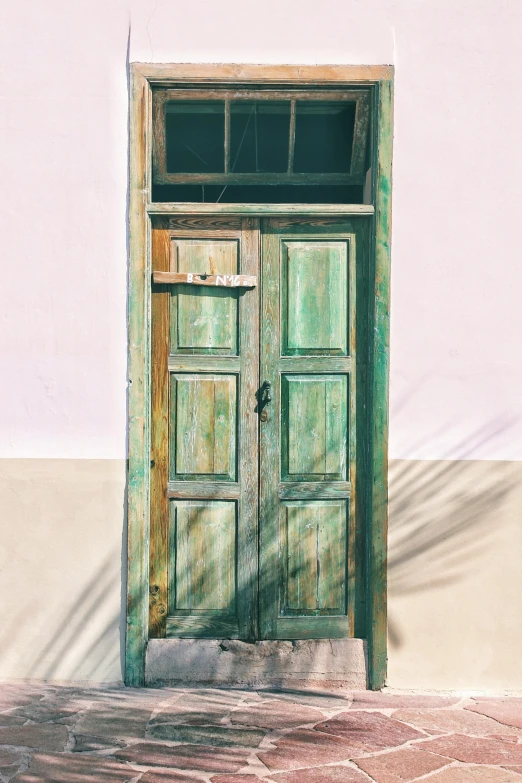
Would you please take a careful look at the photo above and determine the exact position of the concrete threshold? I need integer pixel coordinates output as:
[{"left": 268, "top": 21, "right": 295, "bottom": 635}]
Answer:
[{"left": 145, "top": 638, "right": 368, "bottom": 689}]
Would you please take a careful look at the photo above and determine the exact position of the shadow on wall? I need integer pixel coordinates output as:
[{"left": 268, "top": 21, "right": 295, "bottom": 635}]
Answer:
[
  {"left": 388, "top": 419, "right": 518, "bottom": 649},
  {"left": 0, "top": 549, "right": 122, "bottom": 683},
  {"left": 1, "top": 419, "right": 517, "bottom": 683}
]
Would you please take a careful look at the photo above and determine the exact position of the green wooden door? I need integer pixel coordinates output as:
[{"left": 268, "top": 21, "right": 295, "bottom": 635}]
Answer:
[
  {"left": 150, "top": 217, "right": 259, "bottom": 641},
  {"left": 150, "top": 215, "right": 365, "bottom": 643},
  {"left": 259, "top": 218, "right": 360, "bottom": 640}
]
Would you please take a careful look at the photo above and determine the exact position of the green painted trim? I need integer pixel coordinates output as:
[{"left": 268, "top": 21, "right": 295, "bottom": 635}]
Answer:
[
  {"left": 126, "top": 65, "right": 152, "bottom": 686},
  {"left": 147, "top": 204, "right": 375, "bottom": 216},
  {"left": 366, "top": 74, "right": 393, "bottom": 689}
]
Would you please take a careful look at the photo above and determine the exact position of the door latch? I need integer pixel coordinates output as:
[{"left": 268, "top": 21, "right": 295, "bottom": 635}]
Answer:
[{"left": 257, "top": 380, "right": 272, "bottom": 422}]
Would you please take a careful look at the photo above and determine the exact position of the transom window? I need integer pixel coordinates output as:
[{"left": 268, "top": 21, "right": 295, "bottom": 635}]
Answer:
[{"left": 152, "top": 89, "right": 371, "bottom": 204}]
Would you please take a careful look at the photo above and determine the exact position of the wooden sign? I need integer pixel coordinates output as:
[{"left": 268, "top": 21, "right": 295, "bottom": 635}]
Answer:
[{"left": 153, "top": 271, "right": 257, "bottom": 288}]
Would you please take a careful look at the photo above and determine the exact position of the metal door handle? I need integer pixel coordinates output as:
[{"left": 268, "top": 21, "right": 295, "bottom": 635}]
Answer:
[
  {"left": 256, "top": 380, "right": 272, "bottom": 419},
  {"left": 260, "top": 380, "right": 272, "bottom": 404}
]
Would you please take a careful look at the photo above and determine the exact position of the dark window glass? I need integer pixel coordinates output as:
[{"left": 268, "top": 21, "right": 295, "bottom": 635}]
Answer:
[
  {"left": 165, "top": 102, "right": 225, "bottom": 173},
  {"left": 152, "top": 184, "right": 363, "bottom": 204},
  {"left": 230, "top": 102, "right": 290, "bottom": 173},
  {"left": 293, "top": 102, "right": 356, "bottom": 173}
]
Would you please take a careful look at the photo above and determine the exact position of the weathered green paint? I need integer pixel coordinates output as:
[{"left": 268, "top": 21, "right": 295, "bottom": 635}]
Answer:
[
  {"left": 147, "top": 203, "right": 375, "bottom": 216},
  {"left": 283, "top": 242, "right": 348, "bottom": 354},
  {"left": 163, "top": 224, "right": 259, "bottom": 642},
  {"left": 126, "top": 66, "right": 151, "bottom": 686},
  {"left": 166, "top": 616, "right": 239, "bottom": 638},
  {"left": 172, "top": 500, "right": 236, "bottom": 613},
  {"left": 366, "top": 75, "right": 393, "bottom": 690},
  {"left": 127, "top": 65, "right": 393, "bottom": 689},
  {"left": 283, "top": 501, "right": 346, "bottom": 614},
  {"left": 282, "top": 375, "right": 347, "bottom": 479},
  {"left": 171, "top": 374, "right": 236, "bottom": 480},
  {"left": 172, "top": 239, "right": 239, "bottom": 353},
  {"left": 260, "top": 223, "right": 358, "bottom": 643}
]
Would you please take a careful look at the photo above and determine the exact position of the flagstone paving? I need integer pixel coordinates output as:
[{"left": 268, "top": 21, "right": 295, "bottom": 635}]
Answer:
[{"left": 0, "top": 684, "right": 521, "bottom": 781}]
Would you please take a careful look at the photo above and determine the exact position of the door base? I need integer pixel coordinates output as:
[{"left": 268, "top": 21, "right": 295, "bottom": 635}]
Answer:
[{"left": 145, "top": 638, "right": 367, "bottom": 689}]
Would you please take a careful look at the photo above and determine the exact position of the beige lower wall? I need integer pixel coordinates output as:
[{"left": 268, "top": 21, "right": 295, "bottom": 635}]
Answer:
[
  {"left": 0, "top": 459, "right": 125, "bottom": 683},
  {"left": 387, "top": 459, "right": 522, "bottom": 691},
  {"left": 1, "top": 457, "right": 521, "bottom": 690}
]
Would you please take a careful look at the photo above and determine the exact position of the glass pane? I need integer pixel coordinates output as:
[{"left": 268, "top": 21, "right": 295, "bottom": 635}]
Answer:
[
  {"left": 294, "top": 102, "right": 356, "bottom": 174},
  {"left": 152, "top": 184, "right": 364, "bottom": 204},
  {"left": 230, "top": 101, "right": 290, "bottom": 173},
  {"left": 165, "top": 101, "right": 225, "bottom": 173}
]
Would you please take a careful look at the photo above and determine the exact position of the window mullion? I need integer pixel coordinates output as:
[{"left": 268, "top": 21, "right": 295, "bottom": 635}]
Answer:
[
  {"left": 287, "top": 99, "right": 296, "bottom": 174},
  {"left": 224, "top": 99, "right": 230, "bottom": 174}
]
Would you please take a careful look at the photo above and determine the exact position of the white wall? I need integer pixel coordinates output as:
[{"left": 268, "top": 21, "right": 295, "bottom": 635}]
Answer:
[{"left": 0, "top": 0, "right": 521, "bottom": 687}]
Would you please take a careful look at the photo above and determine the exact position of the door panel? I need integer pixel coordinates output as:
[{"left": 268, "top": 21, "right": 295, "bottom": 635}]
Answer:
[
  {"left": 282, "top": 500, "right": 347, "bottom": 615},
  {"left": 170, "top": 500, "right": 236, "bottom": 614},
  {"left": 282, "top": 241, "right": 348, "bottom": 354},
  {"left": 172, "top": 239, "right": 239, "bottom": 353},
  {"left": 282, "top": 374, "right": 348, "bottom": 480},
  {"left": 150, "top": 218, "right": 259, "bottom": 641},
  {"left": 170, "top": 374, "right": 237, "bottom": 480},
  {"left": 260, "top": 219, "right": 358, "bottom": 640}
]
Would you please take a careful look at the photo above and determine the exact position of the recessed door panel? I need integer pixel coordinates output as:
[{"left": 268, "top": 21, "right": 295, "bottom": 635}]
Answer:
[
  {"left": 171, "top": 239, "right": 239, "bottom": 353},
  {"left": 282, "top": 240, "right": 348, "bottom": 355},
  {"left": 282, "top": 375, "right": 348, "bottom": 480},
  {"left": 170, "top": 374, "right": 237, "bottom": 480},
  {"left": 282, "top": 501, "right": 347, "bottom": 615},
  {"left": 170, "top": 500, "right": 236, "bottom": 613}
]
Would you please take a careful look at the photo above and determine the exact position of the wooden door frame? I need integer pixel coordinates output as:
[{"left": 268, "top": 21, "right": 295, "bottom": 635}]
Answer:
[{"left": 127, "top": 63, "right": 393, "bottom": 688}]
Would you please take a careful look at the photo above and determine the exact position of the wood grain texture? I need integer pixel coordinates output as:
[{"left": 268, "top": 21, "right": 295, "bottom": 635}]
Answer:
[
  {"left": 279, "top": 481, "right": 351, "bottom": 500},
  {"left": 167, "top": 481, "right": 240, "bottom": 499},
  {"left": 154, "top": 271, "right": 257, "bottom": 288},
  {"left": 168, "top": 217, "right": 242, "bottom": 230},
  {"left": 126, "top": 65, "right": 151, "bottom": 686},
  {"left": 288, "top": 100, "right": 296, "bottom": 173},
  {"left": 171, "top": 375, "right": 237, "bottom": 480},
  {"left": 156, "top": 88, "right": 371, "bottom": 101},
  {"left": 259, "top": 225, "right": 281, "bottom": 640},
  {"left": 282, "top": 240, "right": 348, "bottom": 355},
  {"left": 351, "top": 91, "right": 371, "bottom": 178},
  {"left": 149, "top": 227, "right": 170, "bottom": 638},
  {"left": 276, "top": 616, "right": 350, "bottom": 640},
  {"left": 279, "top": 357, "right": 352, "bottom": 373},
  {"left": 168, "top": 356, "right": 240, "bottom": 373},
  {"left": 135, "top": 63, "right": 393, "bottom": 85},
  {"left": 260, "top": 219, "right": 359, "bottom": 644},
  {"left": 283, "top": 501, "right": 346, "bottom": 615},
  {"left": 167, "top": 616, "right": 239, "bottom": 639},
  {"left": 148, "top": 204, "right": 375, "bottom": 216},
  {"left": 152, "top": 88, "right": 168, "bottom": 181},
  {"left": 163, "top": 220, "right": 259, "bottom": 641},
  {"left": 367, "top": 75, "right": 393, "bottom": 690},
  {"left": 171, "top": 239, "right": 239, "bottom": 353},
  {"left": 282, "top": 375, "right": 347, "bottom": 479},
  {"left": 173, "top": 501, "right": 236, "bottom": 612},
  {"left": 237, "top": 218, "right": 260, "bottom": 640}
]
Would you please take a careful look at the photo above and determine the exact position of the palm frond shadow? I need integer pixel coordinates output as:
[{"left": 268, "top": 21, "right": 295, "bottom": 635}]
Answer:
[{"left": 387, "top": 418, "right": 518, "bottom": 648}]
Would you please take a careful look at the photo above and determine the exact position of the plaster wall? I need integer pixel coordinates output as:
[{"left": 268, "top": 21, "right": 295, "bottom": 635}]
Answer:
[{"left": 0, "top": 0, "right": 521, "bottom": 687}]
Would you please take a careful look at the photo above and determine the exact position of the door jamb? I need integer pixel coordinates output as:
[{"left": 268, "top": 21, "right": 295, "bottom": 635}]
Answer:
[{"left": 127, "top": 63, "right": 393, "bottom": 689}]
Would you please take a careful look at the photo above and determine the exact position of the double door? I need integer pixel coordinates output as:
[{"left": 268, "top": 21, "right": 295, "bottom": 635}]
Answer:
[{"left": 149, "top": 215, "right": 367, "bottom": 642}]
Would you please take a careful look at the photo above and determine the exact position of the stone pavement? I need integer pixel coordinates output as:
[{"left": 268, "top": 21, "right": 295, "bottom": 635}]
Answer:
[{"left": 0, "top": 684, "right": 521, "bottom": 782}]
